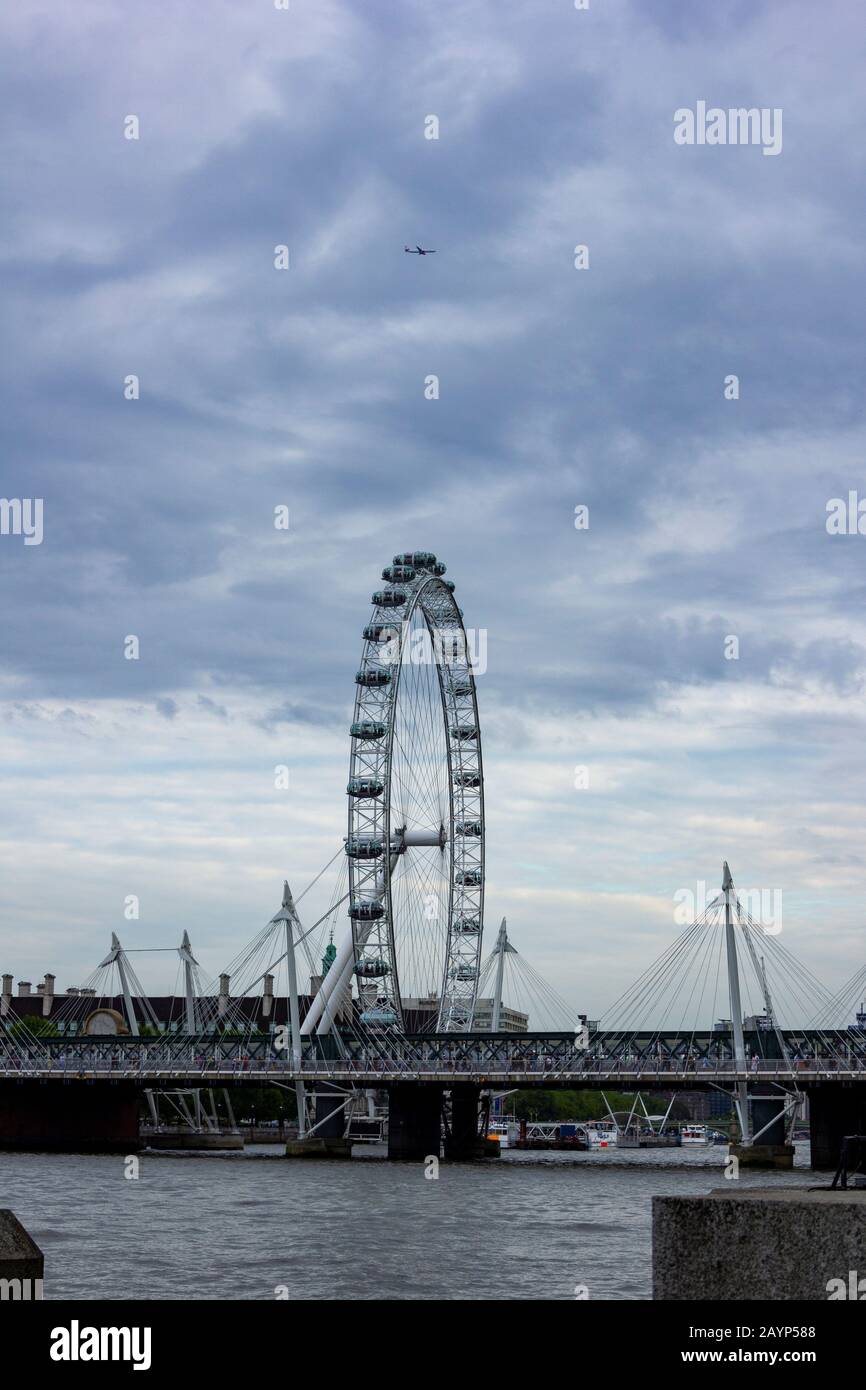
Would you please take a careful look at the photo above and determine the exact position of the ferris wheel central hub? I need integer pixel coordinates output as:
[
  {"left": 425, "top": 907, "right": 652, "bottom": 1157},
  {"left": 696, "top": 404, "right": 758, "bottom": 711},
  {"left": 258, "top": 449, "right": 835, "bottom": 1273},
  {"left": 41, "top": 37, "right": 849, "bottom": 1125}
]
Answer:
[
  {"left": 396, "top": 826, "right": 447, "bottom": 850},
  {"left": 347, "top": 552, "right": 485, "bottom": 1033}
]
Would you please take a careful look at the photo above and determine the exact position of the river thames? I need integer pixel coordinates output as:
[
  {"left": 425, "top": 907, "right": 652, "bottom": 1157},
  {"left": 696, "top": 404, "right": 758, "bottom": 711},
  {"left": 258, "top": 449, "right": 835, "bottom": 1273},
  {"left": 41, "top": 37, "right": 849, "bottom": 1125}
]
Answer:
[{"left": 1, "top": 1144, "right": 814, "bottom": 1301}]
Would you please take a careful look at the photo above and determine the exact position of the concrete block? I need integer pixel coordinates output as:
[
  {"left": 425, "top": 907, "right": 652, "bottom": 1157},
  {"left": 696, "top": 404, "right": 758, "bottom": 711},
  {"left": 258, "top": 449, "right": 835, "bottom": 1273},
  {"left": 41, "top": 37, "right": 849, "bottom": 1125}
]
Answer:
[
  {"left": 0, "top": 1210, "right": 44, "bottom": 1296},
  {"left": 284, "top": 1137, "right": 352, "bottom": 1157},
  {"left": 653, "top": 1187, "right": 866, "bottom": 1301},
  {"left": 144, "top": 1132, "right": 243, "bottom": 1151},
  {"left": 729, "top": 1143, "right": 795, "bottom": 1169}
]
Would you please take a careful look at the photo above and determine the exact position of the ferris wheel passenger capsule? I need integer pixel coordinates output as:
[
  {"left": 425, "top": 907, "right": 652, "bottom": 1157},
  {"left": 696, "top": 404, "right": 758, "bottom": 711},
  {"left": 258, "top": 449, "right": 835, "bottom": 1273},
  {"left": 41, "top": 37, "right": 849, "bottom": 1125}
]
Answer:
[
  {"left": 350, "top": 719, "right": 387, "bottom": 740},
  {"left": 410, "top": 551, "right": 437, "bottom": 569},
  {"left": 431, "top": 561, "right": 447, "bottom": 576},
  {"left": 456, "top": 868, "right": 482, "bottom": 886},
  {"left": 354, "top": 957, "right": 390, "bottom": 977},
  {"left": 453, "top": 916, "right": 481, "bottom": 934},
  {"left": 348, "top": 899, "right": 384, "bottom": 920},
  {"left": 382, "top": 564, "right": 416, "bottom": 583},
  {"left": 456, "top": 820, "right": 482, "bottom": 836},
  {"left": 372, "top": 589, "right": 407, "bottom": 608},
  {"left": 347, "top": 776, "right": 384, "bottom": 798},
  {"left": 454, "top": 771, "right": 480, "bottom": 787},
  {"left": 345, "top": 836, "right": 385, "bottom": 859},
  {"left": 359, "top": 1006, "right": 398, "bottom": 1026},
  {"left": 355, "top": 667, "right": 390, "bottom": 688},
  {"left": 451, "top": 724, "right": 478, "bottom": 741},
  {"left": 450, "top": 964, "right": 478, "bottom": 981},
  {"left": 363, "top": 623, "right": 399, "bottom": 643}
]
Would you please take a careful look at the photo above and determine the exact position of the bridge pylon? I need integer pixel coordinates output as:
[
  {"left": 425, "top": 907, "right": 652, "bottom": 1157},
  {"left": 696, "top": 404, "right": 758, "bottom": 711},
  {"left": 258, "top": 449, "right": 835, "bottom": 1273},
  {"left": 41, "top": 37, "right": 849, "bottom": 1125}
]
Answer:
[{"left": 721, "top": 863, "right": 796, "bottom": 1168}]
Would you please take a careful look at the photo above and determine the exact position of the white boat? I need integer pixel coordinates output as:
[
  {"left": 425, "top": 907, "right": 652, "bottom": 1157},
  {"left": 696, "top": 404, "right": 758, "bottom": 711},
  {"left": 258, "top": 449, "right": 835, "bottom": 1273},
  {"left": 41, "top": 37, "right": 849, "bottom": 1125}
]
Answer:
[
  {"left": 486, "top": 1117, "right": 519, "bottom": 1149},
  {"left": 585, "top": 1121, "right": 618, "bottom": 1149},
  {"left": 487, "top": 1120, "right": 510, "bottom": 1149},
  {"left": 680, "top": 1124, "right": 711, "bottom": 1145}
]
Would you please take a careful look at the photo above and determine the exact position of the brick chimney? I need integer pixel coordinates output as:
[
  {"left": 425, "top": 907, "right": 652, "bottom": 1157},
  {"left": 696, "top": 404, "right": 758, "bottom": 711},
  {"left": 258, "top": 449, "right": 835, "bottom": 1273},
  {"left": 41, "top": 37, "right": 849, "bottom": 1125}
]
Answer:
[
  {"left": 218, "top": 973, "right": 231, "bottom": 1018},
  {"left": 42, "top": 974, "right": 55, "bottom": 1017},
  {"left": 262, "top": 974, "right": 274, "bottom": 1020},
  {"left": 0, "top": 975, "right": 11, "bottom": 1017},
  {"left": 17, "top": 981, "right": 31, "bottom": 997}
]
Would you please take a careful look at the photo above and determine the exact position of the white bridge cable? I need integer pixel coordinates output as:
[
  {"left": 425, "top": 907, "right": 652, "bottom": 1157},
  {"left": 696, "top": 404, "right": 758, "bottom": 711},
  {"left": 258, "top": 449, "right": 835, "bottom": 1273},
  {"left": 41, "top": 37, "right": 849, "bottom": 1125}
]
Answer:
[
  {"left": 474, "top": 941, "right": 579, "bottom": 1033},
  {"left": 588, "top": 919, "right": 724, "bottom": 1071},
  {"left": 584, "top": 894, "right": 792, "bottom": 1071},
  {"left": 0, "top": 1012, "right": 53, "bottom": 1067},
  {"left": 193, "top": 856, "right": 350, "bottom": 1036},
  {"left": 38, "top": 947, "right": 160, "bottom": 1036},
  {"left": 732, "top": 904, "right": 861, "bottom": 1065},
  {"left": 734, "top": 935, "right": 848, "bottom": 1088},
  {"left": 594, "top": 905, "right": 722, "bottom": 1042},
  {"left": 596, "top": 908, "right": 717, "bottom": 1025},
  {"left": 584, "top": 881, "right": 864, "bottom": 1076},
  {"left": 166, "top": 884, "right": 419, "bottom": 1081},
  {"left": 810, "top": 961, "right": 866, "bottom": 1031}
]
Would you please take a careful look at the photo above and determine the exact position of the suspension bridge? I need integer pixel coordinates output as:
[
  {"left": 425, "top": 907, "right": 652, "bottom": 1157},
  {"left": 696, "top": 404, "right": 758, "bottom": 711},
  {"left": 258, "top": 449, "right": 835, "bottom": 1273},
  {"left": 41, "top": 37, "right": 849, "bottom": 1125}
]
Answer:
[{"left": 2, "top": 552, "right": 864, "bottom": 1164}]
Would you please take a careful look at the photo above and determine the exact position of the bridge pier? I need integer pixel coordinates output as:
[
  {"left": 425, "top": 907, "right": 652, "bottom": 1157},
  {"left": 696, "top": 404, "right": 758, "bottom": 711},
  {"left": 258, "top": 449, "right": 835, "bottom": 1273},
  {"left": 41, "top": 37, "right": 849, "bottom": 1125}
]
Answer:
[
  {"left": 806, "top": 1083, "right": 866, "bottom": 1170},
  {"left": 750, "top": 1095, "right": 788, "bottom": 1145},
  {"left": 442, "top": 1086, "right": 498, "bottom": 1159},
  {"left": 285, "top": 1083, "right": 352, "bottom": 1157},
  {"left": 729, "top": 1091, "right": 795, "bottom": 1169},
  {"left": 387, "top": 1083, "right": 442, "bottom": 1161},
  {"left": 0, "top": 1082, "right": 141, "bottom": 1152},
  {"left": 314, "top": 1082, "right": 348, "bottom": 1138},
  {"left": 444, "top": 1086, "right": 480, "bottom": 1160}
]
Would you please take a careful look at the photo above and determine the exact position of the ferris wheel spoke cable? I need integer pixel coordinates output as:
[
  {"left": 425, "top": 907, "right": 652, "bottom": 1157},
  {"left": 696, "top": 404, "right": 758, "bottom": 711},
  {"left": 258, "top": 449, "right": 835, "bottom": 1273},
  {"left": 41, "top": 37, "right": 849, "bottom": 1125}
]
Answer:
[
  {"left": 403, "top": 650, "right": 439, "bottom": 795},
  {"left": 399, "top": 692, "right": 444, "bottom": 833},
  {"left": 391, "top": 854, "right": 447, "bottom": 996},
  {"left": 422, "top": 651, "right": 450, "bottom": 814},
  {"left": 412, "top": 655, "right": 447, "bottom": 819},
  {"left": 391, "top": 674, "right": 444, "bottom": 825},
  {"left": 390, "top": 723, "right": 436, "bottom": 833}
]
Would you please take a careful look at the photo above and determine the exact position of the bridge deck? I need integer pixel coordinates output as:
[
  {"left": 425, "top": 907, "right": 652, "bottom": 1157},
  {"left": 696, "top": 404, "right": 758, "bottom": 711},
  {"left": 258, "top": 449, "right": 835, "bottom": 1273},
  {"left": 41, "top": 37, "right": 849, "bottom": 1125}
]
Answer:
[
  {"left": 3, "top": 1027, "right": 864, "bottom": 1089},
  {"left": 2, "top": 1059, "right": 865, "bottom": 1087}
]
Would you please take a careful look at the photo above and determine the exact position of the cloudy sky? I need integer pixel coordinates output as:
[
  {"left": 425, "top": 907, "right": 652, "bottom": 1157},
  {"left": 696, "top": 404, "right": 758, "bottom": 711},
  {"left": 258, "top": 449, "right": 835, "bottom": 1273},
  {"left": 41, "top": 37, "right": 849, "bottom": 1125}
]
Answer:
[{"left": 1, "top": 0, "right": 864, "bottom": 1023}]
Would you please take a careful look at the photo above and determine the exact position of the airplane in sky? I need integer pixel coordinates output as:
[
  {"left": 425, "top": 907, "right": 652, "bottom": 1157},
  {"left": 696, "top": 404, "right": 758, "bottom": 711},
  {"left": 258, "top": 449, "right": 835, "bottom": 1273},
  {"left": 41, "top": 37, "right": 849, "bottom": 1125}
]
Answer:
[{"left": 404, "top": 245, "right": 436, "bottom": 255}]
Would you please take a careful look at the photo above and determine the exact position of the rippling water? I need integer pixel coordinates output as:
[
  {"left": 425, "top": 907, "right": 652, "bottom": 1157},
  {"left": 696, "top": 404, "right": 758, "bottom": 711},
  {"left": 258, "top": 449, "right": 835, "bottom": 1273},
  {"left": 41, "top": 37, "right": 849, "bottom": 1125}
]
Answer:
[{"left": 0, "top": 1143, "right": 814, "bottom": 1300}]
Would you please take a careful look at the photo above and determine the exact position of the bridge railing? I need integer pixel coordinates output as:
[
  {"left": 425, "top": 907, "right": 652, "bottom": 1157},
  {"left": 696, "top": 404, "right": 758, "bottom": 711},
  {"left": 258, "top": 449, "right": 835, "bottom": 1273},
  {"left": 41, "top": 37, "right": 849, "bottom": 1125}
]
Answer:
[{"left": 2, "top": 1051, "right": 866, "bottom": 1081}]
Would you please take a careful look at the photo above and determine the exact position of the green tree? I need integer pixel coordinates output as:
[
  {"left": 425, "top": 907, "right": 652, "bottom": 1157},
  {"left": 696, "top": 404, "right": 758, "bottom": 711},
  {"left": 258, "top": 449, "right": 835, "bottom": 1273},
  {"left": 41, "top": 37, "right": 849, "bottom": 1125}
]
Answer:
[
  {"left": 7, "top": 1015, "right": 60, "bottom": 1038},
  {"left": 225, "top": 1087, "right": 297, "bottom": 1124},
  {"left": 508, "top": 1089, "right": 649, "bottom": 1121}
]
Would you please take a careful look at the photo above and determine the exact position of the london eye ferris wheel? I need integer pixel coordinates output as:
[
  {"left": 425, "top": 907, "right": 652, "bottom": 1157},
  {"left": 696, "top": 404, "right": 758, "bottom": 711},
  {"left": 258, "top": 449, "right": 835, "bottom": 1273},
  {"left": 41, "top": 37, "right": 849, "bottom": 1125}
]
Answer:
[{"left": 346, "top": 552, "right": 485, "bottom": 1032}]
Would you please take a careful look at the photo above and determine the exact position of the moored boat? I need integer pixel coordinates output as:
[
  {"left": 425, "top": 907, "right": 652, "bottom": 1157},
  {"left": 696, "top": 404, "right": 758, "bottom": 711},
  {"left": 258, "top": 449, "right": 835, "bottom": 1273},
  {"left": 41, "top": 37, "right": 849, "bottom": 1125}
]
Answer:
[{"left": 679, "top": 1123, "right": 711, "bottom": 1145}]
